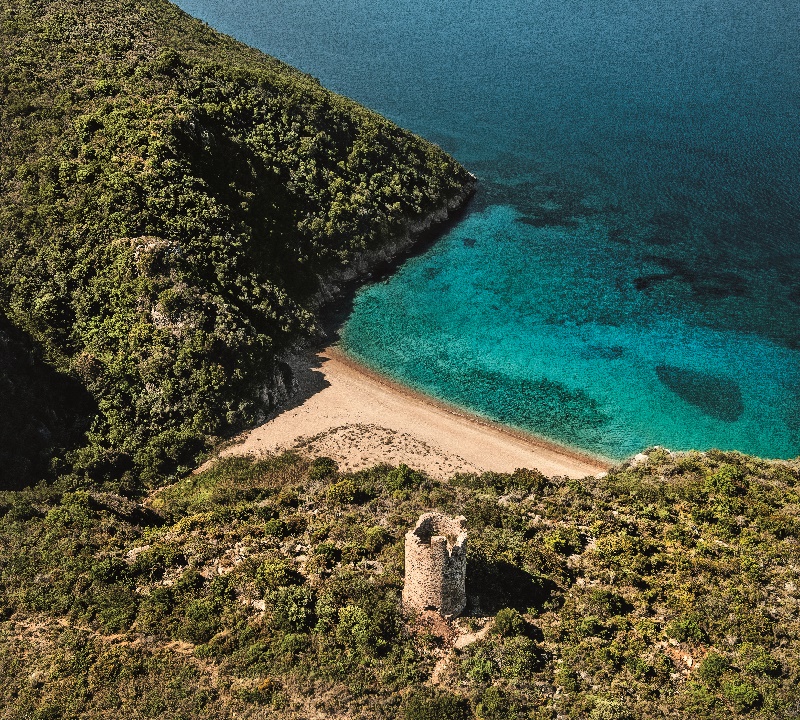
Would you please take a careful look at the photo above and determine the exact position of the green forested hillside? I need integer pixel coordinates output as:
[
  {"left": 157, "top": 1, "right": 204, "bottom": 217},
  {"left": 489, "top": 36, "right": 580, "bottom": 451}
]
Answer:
[
  {"left": 1, "top": 449, "right": 798, "bottom": 719},
  {"left": 0, "top": 0, "right": 473, "bottom": 488}
]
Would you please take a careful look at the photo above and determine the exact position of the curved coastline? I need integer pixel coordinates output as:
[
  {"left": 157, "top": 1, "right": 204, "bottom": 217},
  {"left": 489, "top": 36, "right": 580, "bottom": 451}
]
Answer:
[
  {"left": 220, "top": 344, "right": 612, "bottom": 479},
  {"left": 327, "top": 344, "right": 615, "bottom": 472},
  {"left": 228, "top": 177, "right": 614, "bottom": 480}
]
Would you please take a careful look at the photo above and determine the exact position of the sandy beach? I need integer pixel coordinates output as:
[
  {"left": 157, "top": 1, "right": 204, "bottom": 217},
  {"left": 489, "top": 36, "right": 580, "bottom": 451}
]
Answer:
[{"left": 218, "top": 347, "right": 612, "bottom": 479}]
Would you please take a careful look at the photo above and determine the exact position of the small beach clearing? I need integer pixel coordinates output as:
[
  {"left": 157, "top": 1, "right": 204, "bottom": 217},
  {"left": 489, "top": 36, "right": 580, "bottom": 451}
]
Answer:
[{"left": 217, "top": 347, "right": 611, "bottom": 479}]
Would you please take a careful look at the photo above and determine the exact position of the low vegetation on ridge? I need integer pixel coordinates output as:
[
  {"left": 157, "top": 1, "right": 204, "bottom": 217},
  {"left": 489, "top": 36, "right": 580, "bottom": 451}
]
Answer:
[{"left": 1, "top": 449, "right": 798, "bottom": 719}]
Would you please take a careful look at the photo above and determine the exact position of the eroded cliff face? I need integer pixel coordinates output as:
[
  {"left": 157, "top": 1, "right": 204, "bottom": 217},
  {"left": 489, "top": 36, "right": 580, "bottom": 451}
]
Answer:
[
  {"left": 258, "top": 176, "right": 477, "bottom": 419},
  {"left": 312, "top": 177, "right": 477, "bottom": 308}
]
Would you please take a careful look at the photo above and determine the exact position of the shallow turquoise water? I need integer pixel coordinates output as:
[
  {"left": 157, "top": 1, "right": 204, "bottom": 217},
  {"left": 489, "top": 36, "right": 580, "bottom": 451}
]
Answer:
[{"left": 177, "top": 0, "right": 800, "bottom": 459}]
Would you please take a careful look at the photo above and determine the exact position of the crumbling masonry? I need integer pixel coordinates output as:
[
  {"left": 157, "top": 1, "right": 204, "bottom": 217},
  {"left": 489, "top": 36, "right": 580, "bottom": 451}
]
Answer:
[{"left": 402, "top": 512, "right": 467, "bottom": 618}]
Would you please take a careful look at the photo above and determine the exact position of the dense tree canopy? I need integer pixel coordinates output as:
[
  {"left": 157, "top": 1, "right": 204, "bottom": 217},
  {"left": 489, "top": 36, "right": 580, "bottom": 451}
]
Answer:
[{"left": 0, "top": 0, "right": 472, "bottom": 488}]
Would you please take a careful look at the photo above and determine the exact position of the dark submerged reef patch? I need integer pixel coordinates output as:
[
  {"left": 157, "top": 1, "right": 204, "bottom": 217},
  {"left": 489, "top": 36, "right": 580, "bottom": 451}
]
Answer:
[
  {"left": 633, "top": 256, "right": 749, "bottom": 301},
  {"left": 649, "top": 210, "right": 691, "bottom": 246},
  {"left": 580, "top": 344, "right": 624, "bottom": 361},
  {"left": 656, "top": 364, "right": 744, "bottom": 422},
  {"left": 441, "top": 366, "right": 610, "bottom": 450}
]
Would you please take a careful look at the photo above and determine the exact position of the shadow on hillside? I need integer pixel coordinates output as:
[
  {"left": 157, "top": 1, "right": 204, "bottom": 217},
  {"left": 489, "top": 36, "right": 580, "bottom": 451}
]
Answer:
[
  {"left": 264, "top": 352, "right": 332, "bottom": 421},
  {"left": 0, "top": 314, "right": 95, "bottom": 490},
  {"left": 258, "top": 189, "right": 479, "bottom": 428},
  {"left": 465, "top": 557, "right": 557, "bottom": 616}
]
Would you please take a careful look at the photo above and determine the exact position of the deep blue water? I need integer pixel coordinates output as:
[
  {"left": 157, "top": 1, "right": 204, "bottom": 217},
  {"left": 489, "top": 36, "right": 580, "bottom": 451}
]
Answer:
[{"left": 177, "top": 0, "right": 800, "bottom": 460}]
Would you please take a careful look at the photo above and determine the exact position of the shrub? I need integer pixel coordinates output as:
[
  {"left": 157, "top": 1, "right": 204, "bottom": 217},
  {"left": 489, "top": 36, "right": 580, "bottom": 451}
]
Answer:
[
  {"left": 94, "top": 584, "right": 138, "bottom": 632},
  {"left": 179, "top": 599, "right": 220, "bottom": 643},
  {"left": 44, "top": 492, "right": 95, "bottom": 529},
  {"left": 340, "top": 544, "right": 363, "bottom": 564},
  {"left": 174, "top": 568, "right": 205, "bottom": 595},
  {"left": 593, "top": 531, "right": 652, "bottom": 573},
  {"left": 576, "top": 615, "right": 606, "bottom": 639},
  {"left": 364, "top": 526, "right": 391, "bottom": 554},
  {"left": 336, "top": 605, "right": 378, "bottom": 653},
  {"left": 622, "top": 656, "right": 651, "bottom": 681},
  {"left": 722, "top": 680, "right": 761, "bottom": 712},
  {"left": 136, "top": 587, "right": 174, "bottom": 633},
  {"left": 673, "top": 452, "right": 703, "bottom": 473},
  {"left": 648, "top": 447, "right": 671, "bottom": 464},
  {"left": 264, "top": 518, "right": 287, "bottom": 537},
  {"left": 268, "top": 586, "right": 315, "bottom": 631},
  {"left": 555, "top": 666, "right": 579, "bottom": 692},
  {"left": 476, "top": 686, "right": 514, "bottom": 720},
  {"left": 684, "top": 681, "right": 719, "bottom": 712},
  {"left": 208, "top": 575, "right": 236, "bottom": 607},
  {"left": 742, "top": 646, "right": 781, "bottom": 677},
  {"left": 499, "top": 636, "right": 538, "bottom": 678},
  {"left": 90, "top": 557, "right": 129, "bottom": 584},
  {"left": 465, "top": 498, "right": 504, "bottom": 529},
  {"left": 279, "top": 633, "right": 309, "bottom": 657},
  {"left": 385, "top": 464, "right": 423, "bottom": 492},
  {"left": 589, "top": 699, "right": 632, "bottom": 720},
  {"left": 493, "top": 608, "right": 526, "bottom": 637},
  {"left": 666, "top": 615, "right": 706, "bottom": 643},
  {"left": 706, "top": 465, "right": 746, "bottom": 497},
  {"left": 696, "top": 651, "right": 729, "bottom": 685},
  {"left": 284, "top": 514, "right": 308, "bottom": 535},
  {"left": 255, "top": 559, "right": 302, "bottom": 592},
  {"left": 586, "top": 589, "right": 628, "bottom": 617},
  {"left": 4, "top": 499, "right": 39, "bottom": 522},
  {"left": 308, "top": 457, "right": 339, "bottom": 481},
  {"left": 327, "top": 478, "right": 357, "bottom": 505},
  {"left": 462, "top": 646, "right": 495, "bottom": 684},
  {"left": 276, "top": 487, "right": 299, "bottom": 508},
  {"left": 509, "top": 467, "right": 549, "bottom": 494},
  {"left": 32, "top": 705, "right": 62, "bottom": 720},
  {"left": 543, "top": 527, "right": 582, "bottom": 555},
  {"left": 130, "top": 544, "right": 186, "bottom": 581},
  {"left": 313, "top": 543, "right": 339, "bottom": 568},
  {"left": 403, "top": 689, "right": 471, "bottom": 720}
]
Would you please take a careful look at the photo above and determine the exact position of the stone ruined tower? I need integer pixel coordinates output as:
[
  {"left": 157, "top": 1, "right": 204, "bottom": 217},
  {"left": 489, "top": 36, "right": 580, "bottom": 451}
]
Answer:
[{"left": 402, "top": 512, "right": 467, "bottom": 618}]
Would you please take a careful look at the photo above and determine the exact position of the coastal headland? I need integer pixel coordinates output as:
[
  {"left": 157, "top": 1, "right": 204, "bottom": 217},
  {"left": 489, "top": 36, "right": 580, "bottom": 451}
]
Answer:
[{"left": 217, "top": 346, "right": 611, "bottom": 479}]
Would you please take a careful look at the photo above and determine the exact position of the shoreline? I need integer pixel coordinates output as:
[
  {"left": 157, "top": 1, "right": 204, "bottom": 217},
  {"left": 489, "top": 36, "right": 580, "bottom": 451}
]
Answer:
[
  {"left": 218, "top": 345, "right": 613, "bottom": 480},
  {"left": 327, "top": 345, "right": 614, "bottom": 472},
  {"left": 219, "top": 177, "right": 615, "bottom": 481},
  {"left": 313, "top": 179, "right": 478, "bottom": 329}
]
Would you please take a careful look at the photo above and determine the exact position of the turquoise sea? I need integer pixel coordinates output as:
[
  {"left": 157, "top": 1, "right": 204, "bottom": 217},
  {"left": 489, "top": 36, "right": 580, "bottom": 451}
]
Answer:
[{"left": 176, "top": 0, "right": 800, "bottom": 460}]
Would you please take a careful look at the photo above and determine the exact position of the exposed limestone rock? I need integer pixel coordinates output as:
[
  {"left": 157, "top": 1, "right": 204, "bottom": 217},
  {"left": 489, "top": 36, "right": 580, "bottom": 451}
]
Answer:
[{"left": 312, "top": 179, "right": 477, "bottom": 309}]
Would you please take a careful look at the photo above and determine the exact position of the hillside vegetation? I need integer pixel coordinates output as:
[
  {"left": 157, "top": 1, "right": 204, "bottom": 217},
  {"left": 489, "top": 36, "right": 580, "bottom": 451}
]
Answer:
[
  {"left": 3, "top": 4, "right": 797, "bottom": 719},
  {"left": 1, "top": 448, "right": 799, "bottom": 719},
  {"left": 0, "top": 0, "right": 472, "bottom": 489}
]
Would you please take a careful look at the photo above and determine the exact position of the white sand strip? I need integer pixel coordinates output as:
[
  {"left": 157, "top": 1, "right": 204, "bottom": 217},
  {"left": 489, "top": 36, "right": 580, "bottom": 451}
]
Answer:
[{"left": 218, "top": 347, "right": 612, "bottom": 480}]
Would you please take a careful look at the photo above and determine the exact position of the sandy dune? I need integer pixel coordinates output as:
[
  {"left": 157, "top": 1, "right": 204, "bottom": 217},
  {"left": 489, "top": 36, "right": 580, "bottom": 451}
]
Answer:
[{"left": 218, "top": 347, "right": 612, "bottom": 480}]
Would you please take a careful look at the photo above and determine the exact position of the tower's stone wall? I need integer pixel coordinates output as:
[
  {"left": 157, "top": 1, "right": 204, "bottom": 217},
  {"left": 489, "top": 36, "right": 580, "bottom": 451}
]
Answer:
[{"left": 402, "top": 512, "right": 467, "bottom": 618}]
